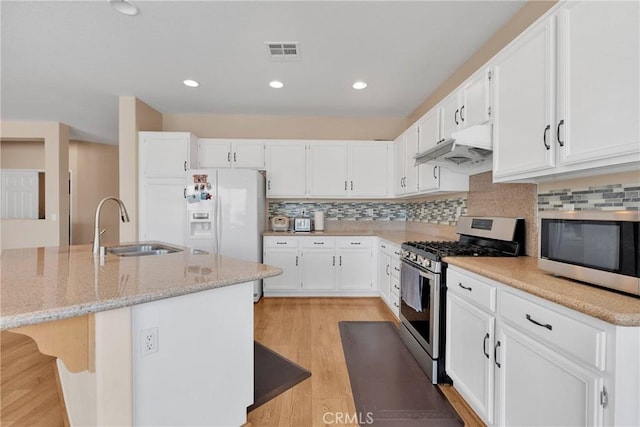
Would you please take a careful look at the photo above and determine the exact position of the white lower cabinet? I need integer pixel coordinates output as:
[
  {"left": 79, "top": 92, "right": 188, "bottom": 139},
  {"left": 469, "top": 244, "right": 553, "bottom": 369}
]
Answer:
[
  {"left": 263, "top": 236, "right": 375, "bottom": 296},
  {"left": 446, "top": 265, "right": 639, "bottom": 427},
  {"left": 377, "top": 240, "right": 401, "bottom": 318},
  {"left": 495, "top": 322, "right": 603, "bottom": 427},
  {"left": 446, "top": 292, "right": 495, "bottom": 424}
]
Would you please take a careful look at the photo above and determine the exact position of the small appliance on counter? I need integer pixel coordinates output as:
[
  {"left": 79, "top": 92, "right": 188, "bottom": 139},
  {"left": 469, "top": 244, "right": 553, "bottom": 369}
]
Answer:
[
  {"left": 314, "top": 211, "right": 325, "bottom": 232},
  {"left": 293, "top": 217, "right": 312, "bottom": 232},
  {"left": 271, "top": 215, "right": 289, "bottom": 232}
]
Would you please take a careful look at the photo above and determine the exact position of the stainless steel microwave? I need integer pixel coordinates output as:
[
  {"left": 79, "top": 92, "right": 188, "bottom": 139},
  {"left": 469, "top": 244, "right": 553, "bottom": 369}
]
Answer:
[{"left": 539, "top": 210, "right": 640, "bottom": 297}]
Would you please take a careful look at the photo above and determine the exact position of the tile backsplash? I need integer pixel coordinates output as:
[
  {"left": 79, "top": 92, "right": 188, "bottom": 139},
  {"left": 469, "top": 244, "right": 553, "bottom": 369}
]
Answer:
[
  {"left": 538, "top": 183, "right": 640, "bottom": 211},
  {"left": 268, "top": 197, "right": 467, "bottom": 225}
]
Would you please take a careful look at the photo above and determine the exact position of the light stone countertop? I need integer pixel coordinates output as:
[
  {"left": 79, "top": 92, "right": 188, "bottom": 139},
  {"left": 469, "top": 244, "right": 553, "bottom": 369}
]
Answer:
[
  {"left": 1, "top": 243, "right": 282, "bottom": 330},
  {"left": 444, "top": 256, "right": 640, "bottom": 327}
]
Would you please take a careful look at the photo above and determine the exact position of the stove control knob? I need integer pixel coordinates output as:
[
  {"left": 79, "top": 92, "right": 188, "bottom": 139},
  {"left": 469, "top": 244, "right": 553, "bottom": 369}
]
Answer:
[{"left": 411, "top": 253, "right": 418, "bottom": 262}]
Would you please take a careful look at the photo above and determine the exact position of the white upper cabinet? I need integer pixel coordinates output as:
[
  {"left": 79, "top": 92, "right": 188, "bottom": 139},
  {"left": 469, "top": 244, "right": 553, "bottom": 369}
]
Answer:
[
  {"left": 439, "top": 93, "right": 461, "bottom": 144},
  {"left": 198, "top": 139, "right": 264, "bottom": 169},
  {"left": 494, "top": 0, "right": 640, "bottom": 182},
  {"left": 139, "top": 132, "right": 198, "bottom": 178},
  {"left": 348, "top": 142, "right": 390, "bottom": 198},
  {"left": 492, "top": 17, "right": 556, "bottom": 180},
  {"left": 556, "top": 0, "right": 639, "bottom": 167},
  {"left": 307, "top": 141, "right": 390, "bottom": 199},
  {"left": 265, "top": 141, "right": 307, "bottom": 198},
  {"left": 308, "top": 142, "right": 349, "bottom": 197},
  {"left": 460, "top": 69, "right": 492, "bottom": 129},
  {"left": 394, "top": 127, "right": 419, "bottom": 196}
]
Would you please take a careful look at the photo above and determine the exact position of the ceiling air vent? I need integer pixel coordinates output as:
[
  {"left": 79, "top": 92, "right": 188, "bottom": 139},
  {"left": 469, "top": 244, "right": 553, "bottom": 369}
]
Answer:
[{"left": 266, "top": 42, "right": 300, "bottom": 61}]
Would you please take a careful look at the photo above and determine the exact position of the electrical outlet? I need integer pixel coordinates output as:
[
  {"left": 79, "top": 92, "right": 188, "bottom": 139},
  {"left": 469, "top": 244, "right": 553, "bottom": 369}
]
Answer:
[
  {"left": 141, "top": 327, "right": 159, "bottom": 356},
  {"left": 367, "top": 208, "right": 374, "bottom": 217}
]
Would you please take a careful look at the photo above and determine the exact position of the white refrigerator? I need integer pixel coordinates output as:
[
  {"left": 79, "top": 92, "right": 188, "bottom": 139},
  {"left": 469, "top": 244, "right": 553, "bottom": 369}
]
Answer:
[{"left": 186, "top": 169, "right": 266, "bottom": 302}]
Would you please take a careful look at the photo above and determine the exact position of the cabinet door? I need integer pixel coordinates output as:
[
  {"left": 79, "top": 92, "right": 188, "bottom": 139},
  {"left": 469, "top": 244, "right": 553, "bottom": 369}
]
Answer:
[
  {"left": 349, "top": 142, "right": 389, "bottom": 198},
  {"left": 439, "top": 93, "right": 461, "bottom": 142},
  {"left": 495, "top": 323, "right": 603, "bottom": 427},
  {"left": 556, "top": 1, "right": 640, "bottom": 166},
  {"left": 393, "top": 136, "right": 406, "bottom": 195},
  {"left": 446, "top": 293, "right": 495, "bottom": 425},
  {"left": 198, "top": 139, "right": 232, "bottom": 168},
  {"left": 265, "top": 142, "right": 307, "bottom": 197},
  {"left": 308, "top": 143, "right": 348, "bottom": 197},
  {"left": 140, "top": 133, "right": 192, "bottom": 178},
  {"left": 232, "top": 141, "right": 265, "bottom": 169},
  {"left": 336, "top": 249, "right": 372, "bottom": 290},
  {"left": 300, "top": 250, "right": 335, "bottom": 290},
  {"left": 139, "top": 179, "right": 185, "bottom": 246},
  {"left": 263, "top": 249, "right": 300, "bottom": 290},
  {"left": 461, "top": 69, "right": 491, "bottom": 129},
  {"left": 377, "top": 247, "right": 391, "bottom": 303},
  {"left": 493, "top": 18, "right": 556, "bottom": 181},
  {"left": 404, "top": 125, "right": 419, "bottom": 195}
]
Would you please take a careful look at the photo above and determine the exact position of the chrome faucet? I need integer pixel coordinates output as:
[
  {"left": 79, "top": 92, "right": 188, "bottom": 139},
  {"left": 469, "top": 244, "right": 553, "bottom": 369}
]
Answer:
[{"left": 93, "top": 197, "right": 130, "bottom": 255}]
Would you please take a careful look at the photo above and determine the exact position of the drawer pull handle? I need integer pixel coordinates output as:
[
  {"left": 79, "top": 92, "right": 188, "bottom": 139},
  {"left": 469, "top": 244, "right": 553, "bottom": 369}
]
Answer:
[
  {"left": 393, "top": 302, "right": 400, "bottom": 308},
  {"left": 458, "top": 282, "right": 472, "bottom": 291},
  {"left": 313, "top": 242, "right": 324, "bottom": 245},
  {"left": 526, "top": 314, "right": 553, "bottom": 331},
  {"left": 295, "top": 255, "right": 298, "bottom": 266},
  {"left": 276, "top": 242, "right": 287, "bottom": 245},
  {"left": 394, "top": 285, "right": 400, "bottom": 291},
  {"left": 386, "top": 264, "right": 390, "bottom": 275},
  {"left": 483, "top": 333, "right": 490, "bottom": 359},
  {"left": 394, "top": 267, "right": 400, "bottom": 272},
  {"left": 494, "top": 341, "right": 501, "bottom": 368},
  {"left": 351, "top": 242, "right": 361, "bottom": 245}
]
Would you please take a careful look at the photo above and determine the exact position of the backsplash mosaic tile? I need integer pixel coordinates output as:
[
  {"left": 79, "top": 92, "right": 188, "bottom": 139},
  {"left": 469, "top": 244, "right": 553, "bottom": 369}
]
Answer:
[
  {"left": 268, "top": 198, "right": 467, "bottom": 225},
  {"left": 538, "top": 183, "right": 640, "bottom": 211}
]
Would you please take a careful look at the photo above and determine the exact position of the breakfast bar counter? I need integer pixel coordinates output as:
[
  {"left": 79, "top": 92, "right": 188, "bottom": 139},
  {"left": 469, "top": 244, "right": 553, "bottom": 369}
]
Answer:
[{"left": 1, "top": 242, "right": 282, "bottom": 330}]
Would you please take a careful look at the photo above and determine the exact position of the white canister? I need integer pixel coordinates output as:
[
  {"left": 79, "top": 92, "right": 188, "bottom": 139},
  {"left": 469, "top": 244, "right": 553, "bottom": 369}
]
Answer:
[{"left": 314, "top": 211, "right": 325, "bottom": 231}]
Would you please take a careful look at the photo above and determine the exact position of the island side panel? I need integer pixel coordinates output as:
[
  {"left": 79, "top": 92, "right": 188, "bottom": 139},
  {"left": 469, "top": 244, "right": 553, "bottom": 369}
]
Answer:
[{"left": 132, "top": 282, "right": 254, "bottom": 426}]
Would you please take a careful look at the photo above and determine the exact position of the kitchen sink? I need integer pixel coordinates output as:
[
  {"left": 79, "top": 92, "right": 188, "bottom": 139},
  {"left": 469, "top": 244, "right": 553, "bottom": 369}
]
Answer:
[{"left": 107, "top": 243, "right": 183, "bottom": 257}]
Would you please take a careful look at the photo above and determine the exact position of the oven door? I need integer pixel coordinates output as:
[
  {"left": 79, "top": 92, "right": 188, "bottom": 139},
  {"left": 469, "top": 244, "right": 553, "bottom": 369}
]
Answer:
[{"left": 399, "top": 259, "right": 440, "bottom": 359}]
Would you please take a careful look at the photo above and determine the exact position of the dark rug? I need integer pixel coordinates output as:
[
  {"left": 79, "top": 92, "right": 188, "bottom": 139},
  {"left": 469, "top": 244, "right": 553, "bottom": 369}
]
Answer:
[
  {"left": 339, "top": 321, "right": 463, "bottom": 426},
  {"left": 248, "top": 340, "right": 311, "bottom": 412}
]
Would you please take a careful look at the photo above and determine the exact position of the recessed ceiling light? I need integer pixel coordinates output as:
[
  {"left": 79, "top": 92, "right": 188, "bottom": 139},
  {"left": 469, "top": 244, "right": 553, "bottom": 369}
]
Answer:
[
  {"left": 183, "top": 79, "right": 199, "bottom": 88},
  {"left": 109, "top": 0, "right": 140, "bottom": 16},
  {"left": 269, "top": 80, "right": 284, "bottom": 89},
  {"left": 352, "top": 81, "right": 368, "bottom": 90}
]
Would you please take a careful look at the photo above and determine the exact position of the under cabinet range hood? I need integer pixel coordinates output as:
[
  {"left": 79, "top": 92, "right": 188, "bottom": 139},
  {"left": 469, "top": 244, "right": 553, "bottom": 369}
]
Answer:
[{"left": 414, "top": 124, "right": 492, "bottom": 168}]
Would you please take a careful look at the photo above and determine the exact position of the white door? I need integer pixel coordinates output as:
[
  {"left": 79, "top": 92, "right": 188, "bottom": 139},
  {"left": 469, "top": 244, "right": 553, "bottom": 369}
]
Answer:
[
  {"left": 377, "top": 248, "right": 391, "bottom": 304},
  {"left": 461, "top": 69, "right": 491, "bottom": 129},
  {"left": 308, "top": 143, "right": 348, "bottom": 197},
  {"left": 198, "top": 139, "right": 231, "bottom": 168},
  {"left": 439, "top": 93, "right": 461, "bottom": 142},
  {"left": 556, "top": 0, "right": 640, "bottom": 166},
  {"left": 349, "top": 143, "right": 389, "bottom": 198},
  {"left": 446, "top": 293, "right": 495, "bottom": 425},
  {"left": 1, "top": 170, "right": 39, "bottom": 219},
  {"left": 300, "top": 249, "right": 335, "bottom": 290},
  {"left": 232, "top": 141, "right": 264, "bottom": 169},
  {"left": 493, "top": 17, "right": 556, "bottom": 180},
  {"left": 336, "top": 249, "right": 372, "bottom": 290},
  {"left": 404, "top": 125, "right": 419, "bottom": 195},
  {"left": 265, "top": 142, "right": 307, "bottom": 197},
  {"left": 394, "top": 136, "right": 406, "bottom": 196},
  {"left": 495, "top": 323, "right": 603, "bottom": 427},
  {"left": 140, "top": 133, "right": 191, "bottom": 178},
  {"left": 140, "top": 179, "right": 185, "bottom": 246},
  {"left": 263, "top": 249, "right": 300, "bottom": 290}
]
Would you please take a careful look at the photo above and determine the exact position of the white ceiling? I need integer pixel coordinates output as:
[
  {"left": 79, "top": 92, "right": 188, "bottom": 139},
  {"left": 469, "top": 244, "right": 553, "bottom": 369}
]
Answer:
[{"left": 1, "top": 0, "right": 525, "bottom": 145}]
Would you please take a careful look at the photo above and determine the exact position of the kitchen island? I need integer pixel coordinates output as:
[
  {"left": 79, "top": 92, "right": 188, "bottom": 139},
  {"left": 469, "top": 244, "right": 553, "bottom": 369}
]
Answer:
[{"left": 1, "top": 243, "right": 282, "bottom": 426}]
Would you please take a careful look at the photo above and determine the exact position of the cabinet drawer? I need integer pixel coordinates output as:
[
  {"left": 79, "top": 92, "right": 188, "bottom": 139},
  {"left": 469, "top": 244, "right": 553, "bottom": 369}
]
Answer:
[
  {"left": 447, "top": 268, "right": 496, "bottom": 313},
  {"left": 500, "top": 291, "right": 606, "bottom": 371},
  {"left": 337, "top": 237, "right": 372, "bottom": 249},
  {"left": 391, "top": 257, "right": 401, "bottom": 278},
  {"left": 300, "top": 237, "right": 336, "bottom": 248},
  {"left": 391, "top": 275, "right": 401, "bottom": 297},
  {"left": 264, "top": 237, "right": 299, "bottom": 248}
]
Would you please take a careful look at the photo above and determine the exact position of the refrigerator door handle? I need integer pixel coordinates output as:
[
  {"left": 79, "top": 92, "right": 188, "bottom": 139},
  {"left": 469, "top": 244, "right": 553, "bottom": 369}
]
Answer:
[{"left": 217, "top": 194, "right": 222, "bottom": 254}]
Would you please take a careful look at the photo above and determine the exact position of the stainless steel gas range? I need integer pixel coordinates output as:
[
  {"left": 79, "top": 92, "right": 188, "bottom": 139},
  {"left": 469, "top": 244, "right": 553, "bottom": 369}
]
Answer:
[{"left": 399, "top": 216, "right": 526, "bottom": 384}]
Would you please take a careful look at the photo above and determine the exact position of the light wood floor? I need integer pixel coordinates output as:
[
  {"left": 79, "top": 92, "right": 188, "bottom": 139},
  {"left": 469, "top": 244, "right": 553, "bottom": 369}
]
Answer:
[
  {"left": 0, "top": 331, "right": 66, "bottom": 427},
  {"left": 247, "top": 297, "right": 485, "bottom": 427}
]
